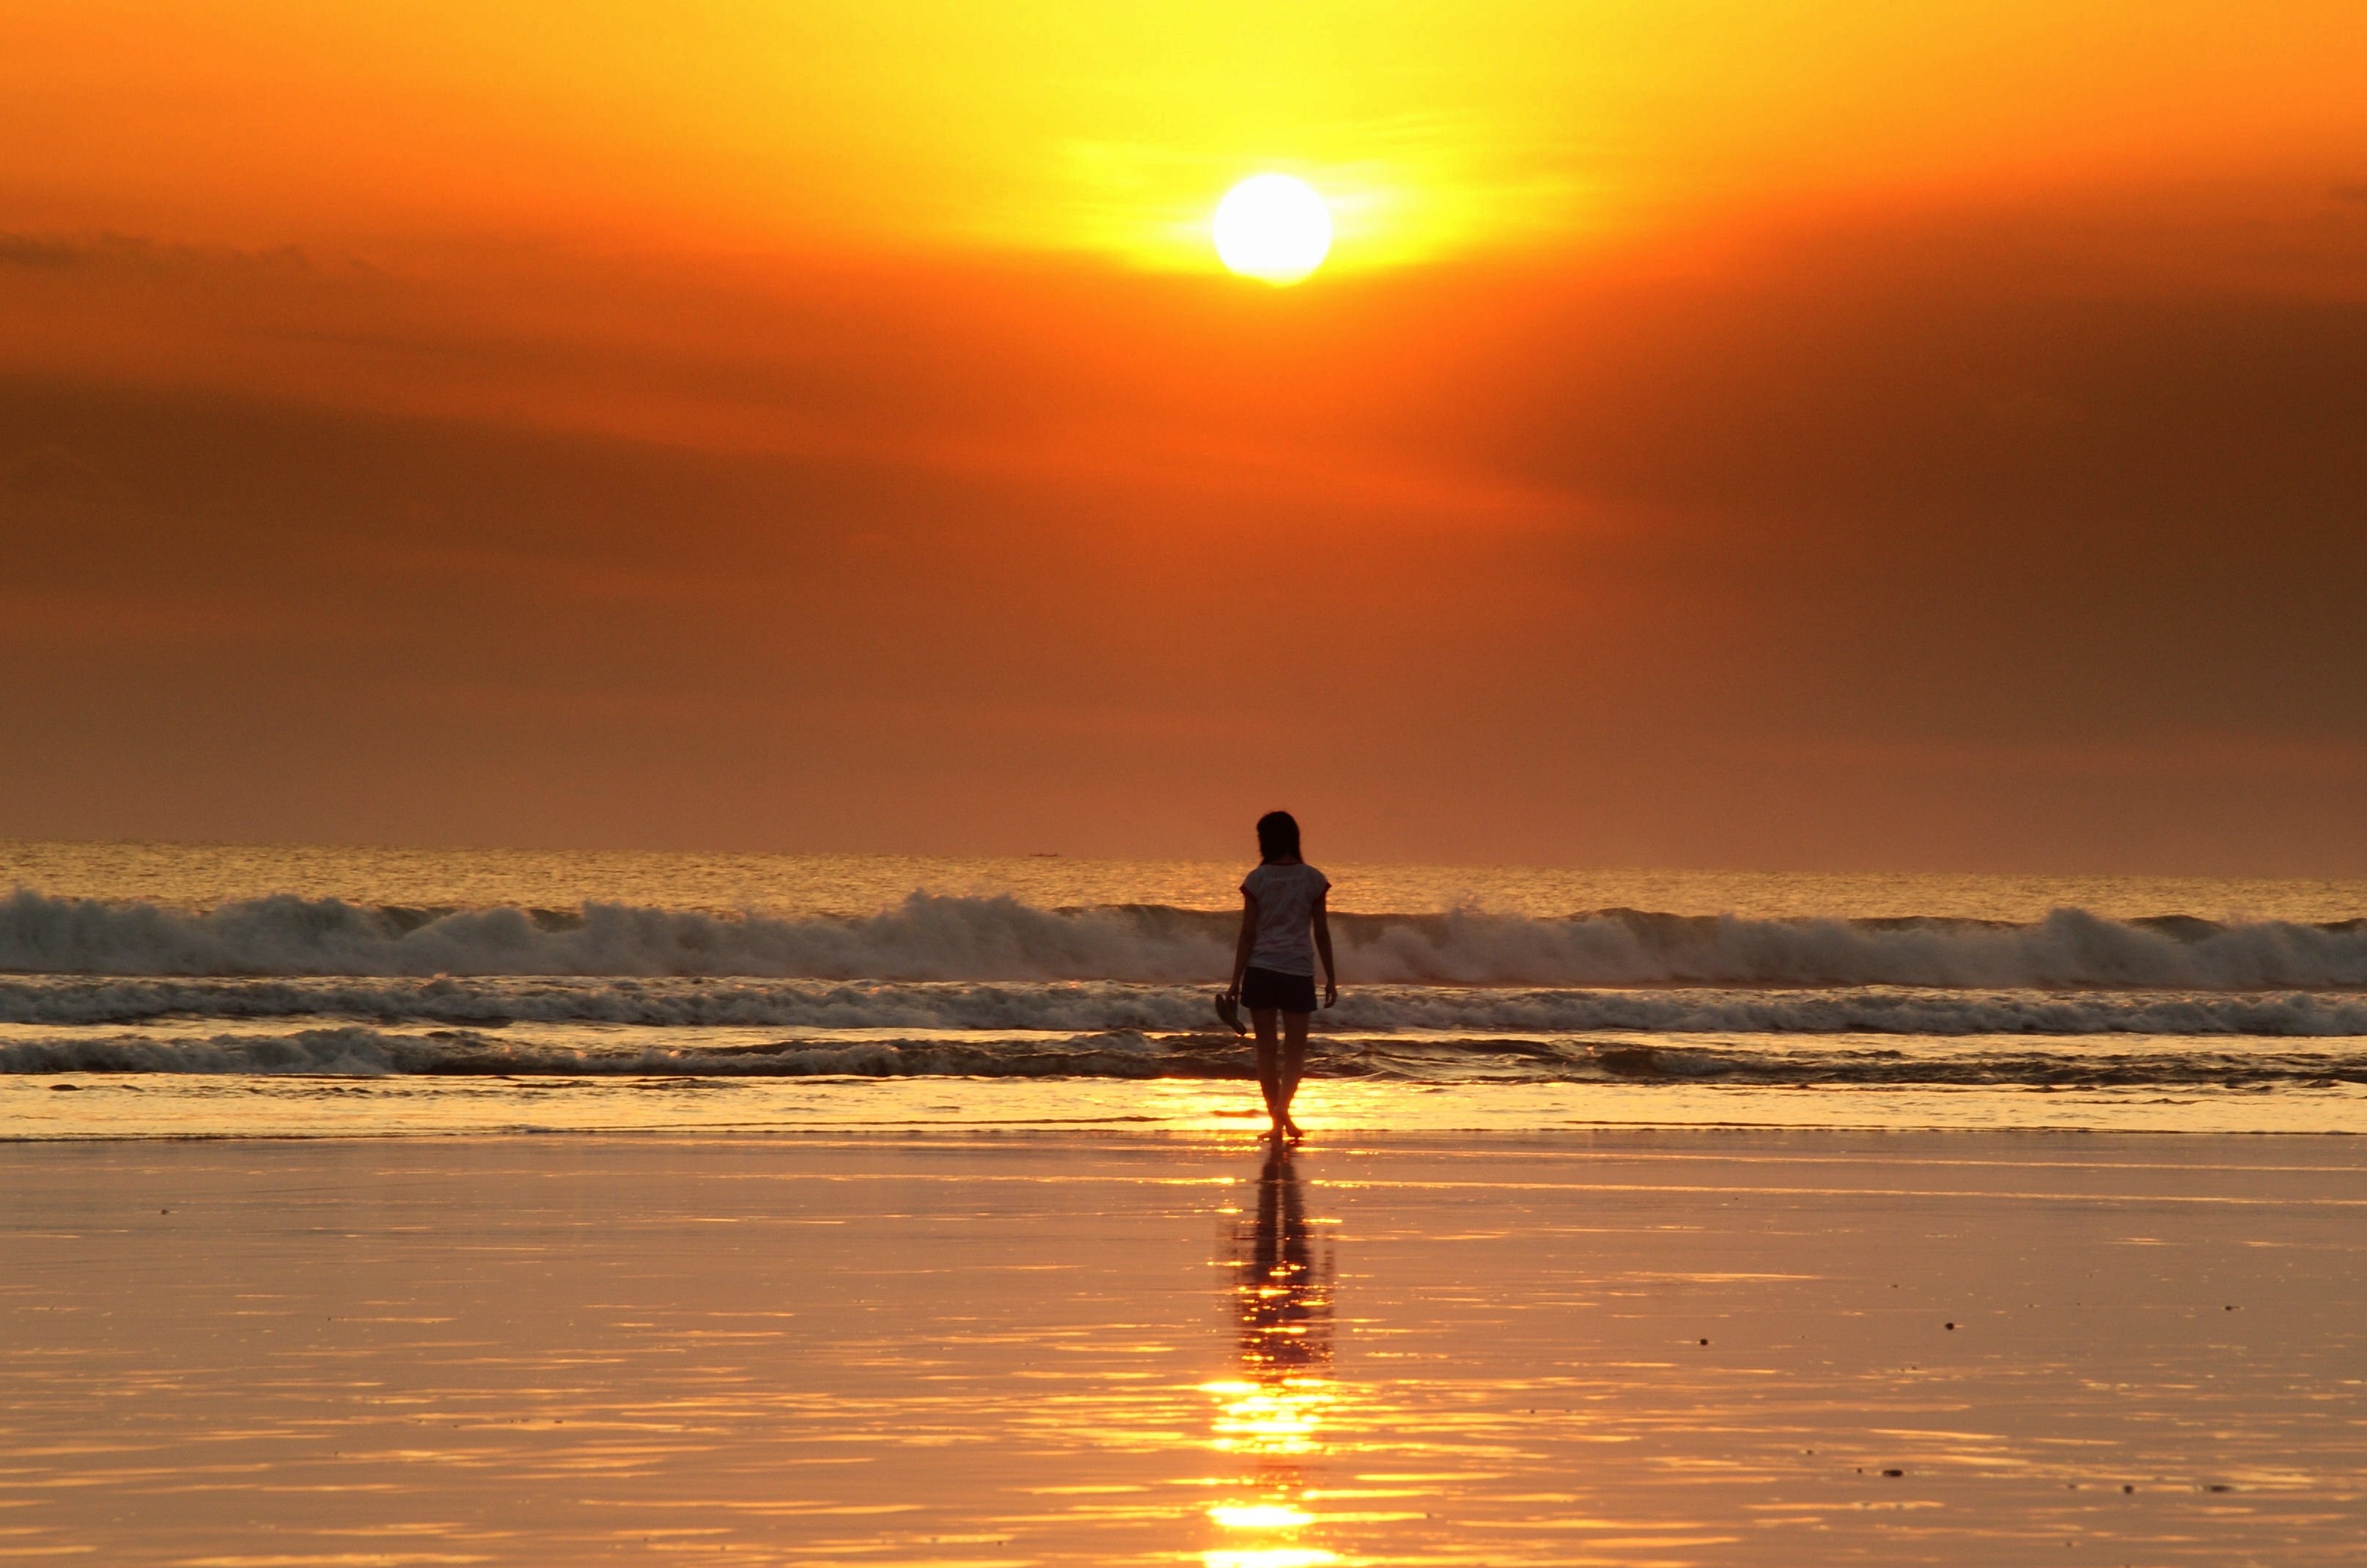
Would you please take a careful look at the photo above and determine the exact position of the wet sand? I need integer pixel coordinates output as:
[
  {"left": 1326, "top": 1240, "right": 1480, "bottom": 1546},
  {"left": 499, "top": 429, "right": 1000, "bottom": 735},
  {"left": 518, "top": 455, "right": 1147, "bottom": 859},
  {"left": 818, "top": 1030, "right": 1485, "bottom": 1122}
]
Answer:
[
  {"left": 8, "top": 1072, "right": 2364, "bottom": 1138},
  {"left": 3, "top": 1130, "right": 2363, "bottom": 1565}
]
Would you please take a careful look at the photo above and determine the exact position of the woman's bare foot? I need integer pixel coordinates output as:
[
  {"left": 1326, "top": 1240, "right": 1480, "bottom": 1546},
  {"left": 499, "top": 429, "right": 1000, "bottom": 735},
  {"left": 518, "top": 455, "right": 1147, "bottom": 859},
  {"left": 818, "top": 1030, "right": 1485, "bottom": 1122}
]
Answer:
[{"left": 1284, "top": 1116, "right": 1305, "bottom": 1143}]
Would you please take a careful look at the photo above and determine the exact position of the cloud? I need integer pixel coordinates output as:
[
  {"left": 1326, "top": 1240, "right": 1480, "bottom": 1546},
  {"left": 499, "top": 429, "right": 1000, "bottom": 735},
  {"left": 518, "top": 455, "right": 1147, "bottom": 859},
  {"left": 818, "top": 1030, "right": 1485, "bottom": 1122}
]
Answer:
[
  {"left": 0, "top": 235, "right": 92, "bottom": 269},
  {"left": 0, "top": 443, "right": 105, "bottom": 498},
  {"left": 3, "top": 182, "right": 2366, "bottom": 869},
  {"left": 0, "top": 227, "right": 310, "bottom": 279}
]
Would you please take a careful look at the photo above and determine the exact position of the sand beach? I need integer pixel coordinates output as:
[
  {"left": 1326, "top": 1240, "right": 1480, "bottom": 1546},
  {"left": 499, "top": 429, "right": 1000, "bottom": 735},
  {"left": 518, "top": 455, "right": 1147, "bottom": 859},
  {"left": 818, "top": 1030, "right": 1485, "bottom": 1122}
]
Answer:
[{"left": 4, "top": 1127, "right": 2361, "bottom": 1566}]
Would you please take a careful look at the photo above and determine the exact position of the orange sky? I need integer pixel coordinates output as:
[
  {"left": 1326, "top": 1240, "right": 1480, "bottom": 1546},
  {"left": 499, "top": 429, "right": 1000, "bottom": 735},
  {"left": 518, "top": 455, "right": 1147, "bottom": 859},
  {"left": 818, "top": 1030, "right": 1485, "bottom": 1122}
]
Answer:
[{"left": 4, "top": 2, "right": 2367, "bottom": 872}]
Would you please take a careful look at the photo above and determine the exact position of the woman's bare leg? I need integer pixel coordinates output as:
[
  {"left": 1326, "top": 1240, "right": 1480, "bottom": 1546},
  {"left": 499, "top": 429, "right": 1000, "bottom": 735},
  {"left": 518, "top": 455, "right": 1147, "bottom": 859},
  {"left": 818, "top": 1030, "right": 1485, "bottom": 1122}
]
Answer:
[
  {"left": 1251, "top": 1007, "right": 1284, "bottom": 1135},
  {"left": 1278, "top": 1010, "right": 1310, "bottom": 1140}
]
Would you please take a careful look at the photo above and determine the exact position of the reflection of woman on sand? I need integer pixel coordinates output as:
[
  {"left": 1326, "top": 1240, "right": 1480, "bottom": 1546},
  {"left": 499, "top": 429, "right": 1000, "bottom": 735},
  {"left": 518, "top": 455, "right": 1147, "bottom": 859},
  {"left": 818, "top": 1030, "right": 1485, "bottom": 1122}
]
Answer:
[
  {"left": 1206, "top": 1146, "right": 1337, "bottom": 1564},
  {"left": 1233, "top": 1146, "right": 1333, "bottom": 1383},
  {"left": 1221, "top": 811, "right": 1338, "bottom": 1143}
]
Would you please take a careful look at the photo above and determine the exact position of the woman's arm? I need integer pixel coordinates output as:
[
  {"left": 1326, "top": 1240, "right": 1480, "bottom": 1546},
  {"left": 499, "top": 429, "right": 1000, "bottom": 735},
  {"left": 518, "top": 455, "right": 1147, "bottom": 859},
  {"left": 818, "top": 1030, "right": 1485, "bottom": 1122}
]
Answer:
[
  {"left": 1225, "top": 892, "right": 1259, "bottom": 999},
  {"left": 1312, "top": 893, "right": 1337, "bottom": 1008}
]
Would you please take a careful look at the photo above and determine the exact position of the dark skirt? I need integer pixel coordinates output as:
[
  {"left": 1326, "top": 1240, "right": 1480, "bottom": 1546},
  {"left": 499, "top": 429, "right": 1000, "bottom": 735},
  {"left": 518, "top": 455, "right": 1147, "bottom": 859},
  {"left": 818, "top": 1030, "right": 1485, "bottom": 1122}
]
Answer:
[{"left": 1240, "top": 965, "right": 1318, "bottom": 1013}]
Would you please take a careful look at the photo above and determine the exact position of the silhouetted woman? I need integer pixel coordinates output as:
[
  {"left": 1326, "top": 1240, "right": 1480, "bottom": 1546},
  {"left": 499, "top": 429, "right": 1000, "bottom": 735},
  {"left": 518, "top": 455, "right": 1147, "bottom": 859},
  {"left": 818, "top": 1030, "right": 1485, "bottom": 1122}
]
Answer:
[{"left": 1221, "top": 810, "right": 1337, "bottom": 1141}]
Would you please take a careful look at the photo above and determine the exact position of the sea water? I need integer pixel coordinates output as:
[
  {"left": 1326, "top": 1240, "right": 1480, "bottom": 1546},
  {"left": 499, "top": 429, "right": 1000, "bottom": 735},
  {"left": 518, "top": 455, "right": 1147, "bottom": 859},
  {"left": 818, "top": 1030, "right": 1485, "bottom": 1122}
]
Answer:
[{"left": 4, "top": 840, "right": 2365, "bottom": 1137}]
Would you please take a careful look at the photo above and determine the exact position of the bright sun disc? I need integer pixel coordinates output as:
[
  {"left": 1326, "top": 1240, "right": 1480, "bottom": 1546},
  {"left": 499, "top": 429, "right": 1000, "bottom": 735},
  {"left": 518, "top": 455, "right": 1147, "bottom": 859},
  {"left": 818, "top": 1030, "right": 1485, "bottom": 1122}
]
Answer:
[{"left": 1212, "top": 174, "right": 1332, "bottom": 284}]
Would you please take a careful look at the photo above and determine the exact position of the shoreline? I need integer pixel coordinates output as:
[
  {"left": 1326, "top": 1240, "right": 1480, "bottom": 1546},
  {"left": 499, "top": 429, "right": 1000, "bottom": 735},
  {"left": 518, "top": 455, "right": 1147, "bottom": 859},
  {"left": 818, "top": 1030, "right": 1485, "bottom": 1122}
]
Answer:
[
  {"left": 7, "top": 1071, "right": 2365, "bottom": 1140},
  {"left": 4, "top": 1118, "right": 2366, "bottom": 1144}
]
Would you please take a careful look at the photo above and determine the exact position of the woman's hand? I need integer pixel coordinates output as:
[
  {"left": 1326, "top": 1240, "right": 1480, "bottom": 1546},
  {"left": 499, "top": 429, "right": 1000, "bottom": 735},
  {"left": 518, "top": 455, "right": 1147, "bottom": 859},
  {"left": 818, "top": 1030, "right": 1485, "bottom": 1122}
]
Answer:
[{"left": 1323, "top": 979, "right": 1338, "bottom": 1009}]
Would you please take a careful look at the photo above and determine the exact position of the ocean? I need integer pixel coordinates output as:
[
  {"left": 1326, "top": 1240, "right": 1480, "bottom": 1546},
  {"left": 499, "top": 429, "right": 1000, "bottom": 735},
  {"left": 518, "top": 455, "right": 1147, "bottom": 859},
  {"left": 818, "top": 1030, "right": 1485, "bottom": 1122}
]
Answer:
[{"left": 5, "top": 839, "right": 2366, "bottom": 1137}]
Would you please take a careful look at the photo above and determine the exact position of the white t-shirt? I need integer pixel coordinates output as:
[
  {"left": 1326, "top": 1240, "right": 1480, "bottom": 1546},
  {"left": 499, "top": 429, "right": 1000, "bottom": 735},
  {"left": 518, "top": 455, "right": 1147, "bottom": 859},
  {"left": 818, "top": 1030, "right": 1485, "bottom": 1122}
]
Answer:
[{"left": 1241, "top": 861, "right": 1330, "bottom": 976}]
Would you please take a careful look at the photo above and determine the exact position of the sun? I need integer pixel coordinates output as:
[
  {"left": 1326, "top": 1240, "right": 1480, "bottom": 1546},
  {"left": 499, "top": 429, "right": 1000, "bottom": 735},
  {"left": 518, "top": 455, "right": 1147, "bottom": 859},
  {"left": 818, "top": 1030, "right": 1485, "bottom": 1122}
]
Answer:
[{"left": 1212, "top": 174, "right": 1333, "bottom": 284}]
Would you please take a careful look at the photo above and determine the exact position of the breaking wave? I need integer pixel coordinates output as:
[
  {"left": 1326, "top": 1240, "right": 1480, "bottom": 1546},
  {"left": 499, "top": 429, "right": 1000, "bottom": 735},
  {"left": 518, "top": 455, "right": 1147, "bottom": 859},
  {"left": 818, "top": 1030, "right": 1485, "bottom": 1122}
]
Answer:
[
  {"left": 7, "top": 1024, "right": 2364, "bottom": 1088},
  {"left": 7, "top": 888, "right": 2367, "bottom": 990},
  {"left": 7, "top": 975, "right": 2367, "bottom": 1037}
]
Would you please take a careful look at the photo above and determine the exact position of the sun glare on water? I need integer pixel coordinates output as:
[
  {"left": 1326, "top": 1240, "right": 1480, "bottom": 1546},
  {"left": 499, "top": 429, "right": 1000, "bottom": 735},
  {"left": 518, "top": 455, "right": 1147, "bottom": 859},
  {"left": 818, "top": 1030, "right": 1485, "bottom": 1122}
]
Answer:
[{"left": 1212, "top": 174, "right": 1333, "bottom": 284}]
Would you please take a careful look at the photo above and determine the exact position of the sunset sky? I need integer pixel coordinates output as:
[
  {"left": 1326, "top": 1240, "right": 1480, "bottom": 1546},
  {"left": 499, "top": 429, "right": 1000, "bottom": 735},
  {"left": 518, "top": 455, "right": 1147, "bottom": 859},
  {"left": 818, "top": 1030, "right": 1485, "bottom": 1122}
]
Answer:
[{"left": 5, "top": 1, "right": 2366, "bottom": 872}]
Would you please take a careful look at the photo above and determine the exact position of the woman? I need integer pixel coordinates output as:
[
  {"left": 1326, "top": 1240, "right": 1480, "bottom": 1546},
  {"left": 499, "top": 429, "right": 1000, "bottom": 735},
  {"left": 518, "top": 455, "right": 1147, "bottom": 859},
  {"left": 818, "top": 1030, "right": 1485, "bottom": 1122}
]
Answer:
[{"left": 1221, "top": 810, "right": 1338, "bottom": 1142}]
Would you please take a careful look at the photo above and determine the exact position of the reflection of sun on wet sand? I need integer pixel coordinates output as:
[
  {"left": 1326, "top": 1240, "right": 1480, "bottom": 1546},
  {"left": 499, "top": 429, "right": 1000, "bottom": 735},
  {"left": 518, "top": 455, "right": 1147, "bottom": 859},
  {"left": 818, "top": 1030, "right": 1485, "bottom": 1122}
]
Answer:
[
  {"left": 1204, "top": 1148, "right": 1341, "bottom": 1568},
  {"left": 7, "top": 1133, "right": 2366, "bottom": 1564}
]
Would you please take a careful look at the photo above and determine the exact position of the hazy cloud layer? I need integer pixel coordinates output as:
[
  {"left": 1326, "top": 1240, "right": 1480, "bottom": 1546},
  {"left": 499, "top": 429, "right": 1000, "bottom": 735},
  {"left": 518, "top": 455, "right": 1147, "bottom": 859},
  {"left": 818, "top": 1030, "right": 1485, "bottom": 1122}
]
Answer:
[{"left": 3, "top": 183, "right": 2364, "bottom": 872}]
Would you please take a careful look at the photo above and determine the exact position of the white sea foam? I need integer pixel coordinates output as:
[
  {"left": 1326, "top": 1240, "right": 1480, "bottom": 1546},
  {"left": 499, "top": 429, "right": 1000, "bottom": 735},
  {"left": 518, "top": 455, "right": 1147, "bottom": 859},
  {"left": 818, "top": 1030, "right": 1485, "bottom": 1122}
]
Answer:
[
  {"left": 4, "top": 888, "right": 2367, "bottom": 990},
  {"left": 4, "top": 1022, "right": 2361, "bottom": 1086}
]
